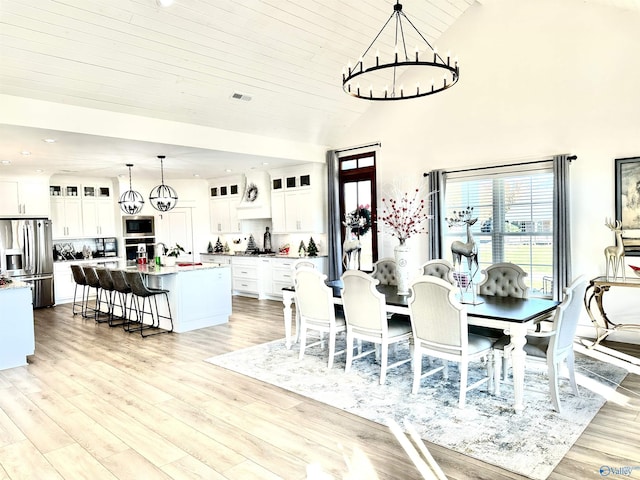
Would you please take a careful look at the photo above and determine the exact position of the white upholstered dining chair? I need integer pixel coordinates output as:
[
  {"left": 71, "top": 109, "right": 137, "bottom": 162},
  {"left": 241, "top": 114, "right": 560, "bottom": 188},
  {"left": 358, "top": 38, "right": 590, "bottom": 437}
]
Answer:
[
  {"left": 492, "top": 275, "right": 589, "bottom": 412},
  {"left": 477, "top": 262, "right": 529, "bottom": 298},
  {"left": 341, "top": 270, "right": 412, "bottom": 385},
  {"left": 295, "top": 267, "right": 346, "bottom": 369},
  {"left": 408, "top": 276, "right": 494, "bottom": 408},
  {"left": 371, "top": 257, "right": 397, "bottom": 286},
  {"left": 419, "top": 259, "right": 456, "bottom": 285}
]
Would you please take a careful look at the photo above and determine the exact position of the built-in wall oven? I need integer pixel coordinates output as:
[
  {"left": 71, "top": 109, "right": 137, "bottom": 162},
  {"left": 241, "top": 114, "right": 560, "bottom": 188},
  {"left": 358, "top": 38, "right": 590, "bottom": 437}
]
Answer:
[
  {"left": 123, "top": 216, "right": 155, "bottom": 262},
  {"left": 124, "top": 237, "right": 156, "bottom": 262}
]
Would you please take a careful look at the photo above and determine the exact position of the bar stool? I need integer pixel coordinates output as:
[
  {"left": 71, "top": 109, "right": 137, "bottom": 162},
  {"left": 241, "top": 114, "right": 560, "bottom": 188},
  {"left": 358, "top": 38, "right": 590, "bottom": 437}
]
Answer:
[
  {"left": 124, "top": 271, "right": 174, "bottom": 337},
  {"left": 110, "top": 269, "right": 133, "bottom": 327},
  {"left": 95, "top": 268, "right": 126, "bottom": 327},
  {"left": 82, "top": 266, "right": 102, "bottom": 320},
  {"left": 70, "top": 264, "right": 89, "bottom": 316}
]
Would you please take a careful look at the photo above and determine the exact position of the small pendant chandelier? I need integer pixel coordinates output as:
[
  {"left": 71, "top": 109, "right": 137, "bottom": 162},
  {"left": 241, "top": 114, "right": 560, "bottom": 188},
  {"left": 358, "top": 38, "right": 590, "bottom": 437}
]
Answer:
[
  {"left": 118, "top": 164, "right": 145, "bottom": 214},
  {"left": 149, "top": 155, "right": 178, "bottom": 212},
  {"left": 342, "top": 0, "right": 459, "bottom": 101}
]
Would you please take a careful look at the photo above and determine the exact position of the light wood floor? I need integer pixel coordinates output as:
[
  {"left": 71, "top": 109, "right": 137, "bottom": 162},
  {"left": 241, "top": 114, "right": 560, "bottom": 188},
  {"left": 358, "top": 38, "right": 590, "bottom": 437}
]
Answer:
[{"left": 0, "top": 297, "right": 639, "bottom": 480}]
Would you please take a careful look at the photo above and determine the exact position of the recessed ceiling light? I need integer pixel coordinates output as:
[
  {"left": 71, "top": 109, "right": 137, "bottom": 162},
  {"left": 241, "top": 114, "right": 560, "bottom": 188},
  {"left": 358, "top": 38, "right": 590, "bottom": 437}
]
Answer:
[
  {"left": 21, "top": 150, "right": 31, "bottom": 156},
  {"left": 225, "top": 168, "right": 232, "bottom": 173},
  {"left": 193, "top": 173, "right": 200, "bottom": 177},
  {"left": 1, "top": 160, "right": 11, "bottom": 165},
  {"left": 157, "top": 0, "right": 174, "bottom": 6},
  {"left": 35, "top": 169, "right": 43, "bottom": 173},
  {"left": 262, "top": 162, "right": 269, "bottom": 166},
  {"left": 42, "top": 138, "right": 56, "bottom": 143}
]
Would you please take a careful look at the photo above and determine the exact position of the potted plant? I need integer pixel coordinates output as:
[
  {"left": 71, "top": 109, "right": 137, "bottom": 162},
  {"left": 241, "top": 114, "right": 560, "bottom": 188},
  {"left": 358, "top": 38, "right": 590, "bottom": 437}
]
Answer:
[{"left": 162, "top": 243, "right": 185, "bottom": 266}]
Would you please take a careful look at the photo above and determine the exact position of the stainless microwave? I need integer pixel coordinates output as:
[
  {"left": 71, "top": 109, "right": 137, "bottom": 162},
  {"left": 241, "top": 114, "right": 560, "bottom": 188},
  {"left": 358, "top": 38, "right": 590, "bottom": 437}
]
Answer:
[{"left": 123, "top": 216, "right": 155, "bottom": 237}]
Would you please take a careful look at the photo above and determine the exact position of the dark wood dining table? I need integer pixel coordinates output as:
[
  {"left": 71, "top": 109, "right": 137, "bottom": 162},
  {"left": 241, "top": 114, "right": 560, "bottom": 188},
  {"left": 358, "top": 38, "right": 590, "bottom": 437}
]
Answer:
[{"left": 282, "top": 280, "right": 559, "bottom": 412}]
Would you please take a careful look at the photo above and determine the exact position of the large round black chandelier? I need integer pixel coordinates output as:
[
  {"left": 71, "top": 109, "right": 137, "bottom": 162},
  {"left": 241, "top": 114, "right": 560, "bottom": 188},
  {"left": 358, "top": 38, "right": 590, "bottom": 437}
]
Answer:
[
  {"left": 149, "top": 155, "right": 178, "bottom": 212},
  {"left": 342, "top": 1, "right": 459, "bottom": 101},
  {"left": 118, "top": 164, "right": 145, "bottom": 214}
]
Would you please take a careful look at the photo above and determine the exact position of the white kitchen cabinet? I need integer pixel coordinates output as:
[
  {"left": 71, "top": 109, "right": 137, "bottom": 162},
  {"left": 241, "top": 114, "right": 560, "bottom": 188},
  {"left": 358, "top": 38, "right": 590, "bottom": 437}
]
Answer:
[
  {"left": 50, "top": 197, "right": 83, "bottom": 238},
  {"left": 269, "top": 164, "right": 326, "bottom": 234},
  {"left": 258, "top": 257, "right": 272, "bottom": 296},
  {"left": 209, "top": 198, "right": 240, "bottom": 233},
  {"left": 209, "top": 177, "right": 242, "bottom": 233},
  {"left": 200, "top": 254, "right": 231, "bottom": 265},
  {"left": 53, "top": 262, "right": 75, "bottom": 304},
  {"left": 0, "top": 179, "right": 49, "bottom": 217},
  {"left": 231, "top": 256, "right": 260, "bottom": 295},
  {"left": 50, "top": 181, "right": 115, "bottom": 238},
  {"left": 270, "top": 257, "right": 327, "bottom": 298},
  {"left": 0, "top": 284, "right": 35, "bottom": 370},
  {"left": 81, "top": 184, "right": 115, "bottom": 236},
  {"left": 82, "top": 198, "right": 116, "bottom": 236}
]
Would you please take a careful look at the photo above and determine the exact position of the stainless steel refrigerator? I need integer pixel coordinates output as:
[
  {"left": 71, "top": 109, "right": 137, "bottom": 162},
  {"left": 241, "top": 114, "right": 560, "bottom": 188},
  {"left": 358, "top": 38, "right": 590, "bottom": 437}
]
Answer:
[{"left": 0, "top": 219, "right": 54, "bottom": 308}]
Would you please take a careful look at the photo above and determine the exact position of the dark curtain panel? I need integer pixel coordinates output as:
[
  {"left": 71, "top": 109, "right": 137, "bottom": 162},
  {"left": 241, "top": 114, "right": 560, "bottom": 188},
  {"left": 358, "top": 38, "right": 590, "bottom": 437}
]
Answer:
[
  {"left": 327, "top": 150, "right": 342, "bottom": 280},
  {"left": 427, "top": 169, "right": 445, "bottom": 260},
  {"left": 552, "top": 154, "right": 573, "bottom": 301}
]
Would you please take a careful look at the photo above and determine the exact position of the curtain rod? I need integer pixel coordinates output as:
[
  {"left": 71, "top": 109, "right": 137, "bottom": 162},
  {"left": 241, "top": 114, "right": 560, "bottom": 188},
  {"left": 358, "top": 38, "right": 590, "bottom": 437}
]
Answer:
[
  {"left": 422, "top": 155, "right": 577, "bottom": 176},
  {"left": 335, "top": 141, "right": 381, "bottom": 154}
]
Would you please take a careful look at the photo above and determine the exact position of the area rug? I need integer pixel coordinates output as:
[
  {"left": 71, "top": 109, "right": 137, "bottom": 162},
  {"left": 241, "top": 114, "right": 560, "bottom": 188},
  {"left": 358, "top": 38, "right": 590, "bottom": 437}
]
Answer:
[{"left": 206, "top": 339, "right": 628, "bottom": 479}]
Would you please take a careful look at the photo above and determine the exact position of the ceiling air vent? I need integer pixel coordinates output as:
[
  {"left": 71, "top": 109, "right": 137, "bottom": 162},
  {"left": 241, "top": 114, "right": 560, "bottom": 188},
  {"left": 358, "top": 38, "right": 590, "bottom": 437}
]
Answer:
[{"left": 231, "top": 92, "right": 252, "bottom": 102}]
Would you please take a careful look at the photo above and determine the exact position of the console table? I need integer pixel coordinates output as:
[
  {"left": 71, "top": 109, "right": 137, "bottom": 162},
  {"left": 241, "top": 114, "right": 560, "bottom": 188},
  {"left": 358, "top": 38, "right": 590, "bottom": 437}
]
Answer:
[{"left": 584, "top": 276, "right": 640, "bottom": 347}]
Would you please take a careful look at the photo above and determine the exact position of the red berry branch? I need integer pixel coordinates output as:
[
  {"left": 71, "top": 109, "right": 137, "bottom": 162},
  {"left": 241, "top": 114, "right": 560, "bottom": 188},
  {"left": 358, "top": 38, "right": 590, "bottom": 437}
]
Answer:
[{"left": 380, "top": 188, "right": 430, "bottom": 245}]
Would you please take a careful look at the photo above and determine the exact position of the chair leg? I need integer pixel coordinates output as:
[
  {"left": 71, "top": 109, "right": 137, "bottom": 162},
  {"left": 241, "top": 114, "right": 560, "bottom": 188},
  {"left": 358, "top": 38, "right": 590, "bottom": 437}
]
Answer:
[
  {"left": 459, "top": 360, "right": 468, "bottom": 409},
  {"left": 566, "top": 350, "right": 579, "bottom": 396},
  {"left": 548, "top": 356, "right": 562, "bottom": 412},
  {"left": 379, "top": 342, "right": 388, "bottom": 385},
  {"left": 412, "top": 346, "right": 422, "bottom": 394},
  {"left": 298, "top": 321, "right": 307, "bottom": 360},
  {"left": 328, "top": 330, "right": 336, "bottom": 369},
  {"left": 345, "top": 332, "right": 354, "bottom": 373},
  {"left": 494, "top": 352, "right": 503, "bottom": 395}
]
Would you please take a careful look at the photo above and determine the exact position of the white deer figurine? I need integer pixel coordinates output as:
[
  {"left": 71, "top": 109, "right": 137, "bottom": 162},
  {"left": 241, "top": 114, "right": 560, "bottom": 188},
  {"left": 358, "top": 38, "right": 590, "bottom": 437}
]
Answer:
[
  {"left": 451, "top": 216, "right": 479, "bottom": 281},
  {"left": 342, "top": 223, "right": 362, "bottom": 270},
  {"left": 604, "top": 218, "right": 625, "bottom": 280}
]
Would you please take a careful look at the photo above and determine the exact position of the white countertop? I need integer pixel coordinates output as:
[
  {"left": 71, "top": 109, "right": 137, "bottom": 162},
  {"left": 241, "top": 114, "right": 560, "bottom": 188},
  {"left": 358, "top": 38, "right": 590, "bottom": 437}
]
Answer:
[
  {"left": 123, "top": 263, "right": 230, "bottom": 276},
  {"left": 200, "top": 252, "right": 327, "bottom": 259},
  {"left": 0, "top": 279, "right": 32, "bottom": 291}
]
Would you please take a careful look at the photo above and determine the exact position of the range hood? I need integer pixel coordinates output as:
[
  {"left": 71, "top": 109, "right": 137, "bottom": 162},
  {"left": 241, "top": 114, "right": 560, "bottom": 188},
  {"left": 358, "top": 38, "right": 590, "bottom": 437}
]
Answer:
[{"left": 237, "top": 171, "right": 271, "bottom": 219}]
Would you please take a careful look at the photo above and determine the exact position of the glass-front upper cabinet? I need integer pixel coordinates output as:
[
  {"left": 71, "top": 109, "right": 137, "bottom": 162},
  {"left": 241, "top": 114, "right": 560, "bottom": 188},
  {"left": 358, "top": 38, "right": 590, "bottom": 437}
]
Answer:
[{"left": 49, "top": 184, "right": 80, "bottom": 197}]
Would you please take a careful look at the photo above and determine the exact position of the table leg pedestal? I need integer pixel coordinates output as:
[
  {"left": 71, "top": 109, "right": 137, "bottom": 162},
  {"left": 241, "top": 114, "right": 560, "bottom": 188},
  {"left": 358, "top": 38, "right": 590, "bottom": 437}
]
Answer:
[
  {"left": 509, "top": 323, "right": 528, "bottom": 412},
  {"left": 283, "top": 290, "right": 294, "bottom": 349}
]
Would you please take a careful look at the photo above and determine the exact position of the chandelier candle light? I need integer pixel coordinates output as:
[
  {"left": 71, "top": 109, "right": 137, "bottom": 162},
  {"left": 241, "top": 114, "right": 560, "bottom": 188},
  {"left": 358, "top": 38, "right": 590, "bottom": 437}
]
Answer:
[
  {"left": 342, "top": 0, "right": 459, "bottom": 101},
  {"left": 118, "top": 164, "right": 145, "bottom": 214},
  {"left": 149, "top": 155, "right": 178, "bottom": 212}
]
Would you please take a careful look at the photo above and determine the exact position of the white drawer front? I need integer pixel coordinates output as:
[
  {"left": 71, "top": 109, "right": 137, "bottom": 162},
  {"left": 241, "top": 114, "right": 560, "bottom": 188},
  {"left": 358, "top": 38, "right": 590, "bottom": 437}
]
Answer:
[
  {"left": 233, "top": 265, "right": 258, "bottom": 278},
  {"left": 233, "top": 278, "right": 259, "bottom": 293},
  {"left": 272, "top": 268, "right": 293, "bottom": 283}
]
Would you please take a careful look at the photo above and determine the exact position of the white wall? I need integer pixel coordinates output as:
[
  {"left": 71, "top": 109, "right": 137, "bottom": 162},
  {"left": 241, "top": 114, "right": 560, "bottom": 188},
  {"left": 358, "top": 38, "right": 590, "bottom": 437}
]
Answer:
[{"left": 334, "top": 0, "right": 640, "bottom": 342}]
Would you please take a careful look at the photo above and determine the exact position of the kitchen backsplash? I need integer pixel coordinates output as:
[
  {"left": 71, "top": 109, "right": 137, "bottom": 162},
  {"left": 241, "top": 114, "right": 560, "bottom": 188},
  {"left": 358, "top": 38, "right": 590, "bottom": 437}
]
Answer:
[{"left": 53, "top": 238, "right": 118, "bottom": 261}]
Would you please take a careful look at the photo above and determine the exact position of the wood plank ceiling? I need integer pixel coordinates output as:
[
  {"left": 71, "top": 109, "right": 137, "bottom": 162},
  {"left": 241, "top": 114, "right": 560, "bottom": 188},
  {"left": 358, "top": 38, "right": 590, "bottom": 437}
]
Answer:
[
  {"left": 0, "top": 0, "right": 473, "bottom": 177},
  {"left": 0, "top": 0, "right": 637, "bottom": 177}
]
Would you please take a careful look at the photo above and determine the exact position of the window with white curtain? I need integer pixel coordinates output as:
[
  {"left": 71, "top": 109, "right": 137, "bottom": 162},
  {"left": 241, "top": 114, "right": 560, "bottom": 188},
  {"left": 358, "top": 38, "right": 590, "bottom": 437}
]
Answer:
[{"left": 443, "top": 161, "right": 554, "bottom": 297}]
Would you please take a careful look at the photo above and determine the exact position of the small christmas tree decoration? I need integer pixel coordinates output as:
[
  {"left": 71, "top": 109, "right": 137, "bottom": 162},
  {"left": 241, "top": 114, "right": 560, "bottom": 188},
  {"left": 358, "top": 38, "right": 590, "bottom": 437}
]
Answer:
[
  {"left": 246, "top": 234, "right": 258, "bottom": 252},
  {"left": 214, "top": 237, "right": 224, "bottom": 253},
  {"left": 298, "top": 240, "right": 307, "bottom": 256},
  {"left": 223, "top": 242, "right": 230, "bottom": 253},
  {"left": 207, "top": 241, "right": 214, "bottom": 253},
  {"left": 307, "top": 237, "right": 318, "bottom": 257}
]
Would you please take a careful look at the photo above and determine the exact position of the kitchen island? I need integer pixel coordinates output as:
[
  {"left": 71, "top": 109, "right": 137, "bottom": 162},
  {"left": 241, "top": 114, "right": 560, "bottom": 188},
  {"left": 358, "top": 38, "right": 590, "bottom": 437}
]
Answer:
[
  {"left": 0, "top": 280, "right": 35, "bottom": 370},
  {"left": 123, "top": 263, "right": 232, "bottom": 333}
]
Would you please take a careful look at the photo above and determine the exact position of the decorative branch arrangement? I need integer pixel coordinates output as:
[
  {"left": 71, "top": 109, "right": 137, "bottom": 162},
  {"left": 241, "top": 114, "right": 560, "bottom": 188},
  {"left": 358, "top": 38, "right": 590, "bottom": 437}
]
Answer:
[{"left": 380, "top": 187, "right": 430, "bottom": 245}]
